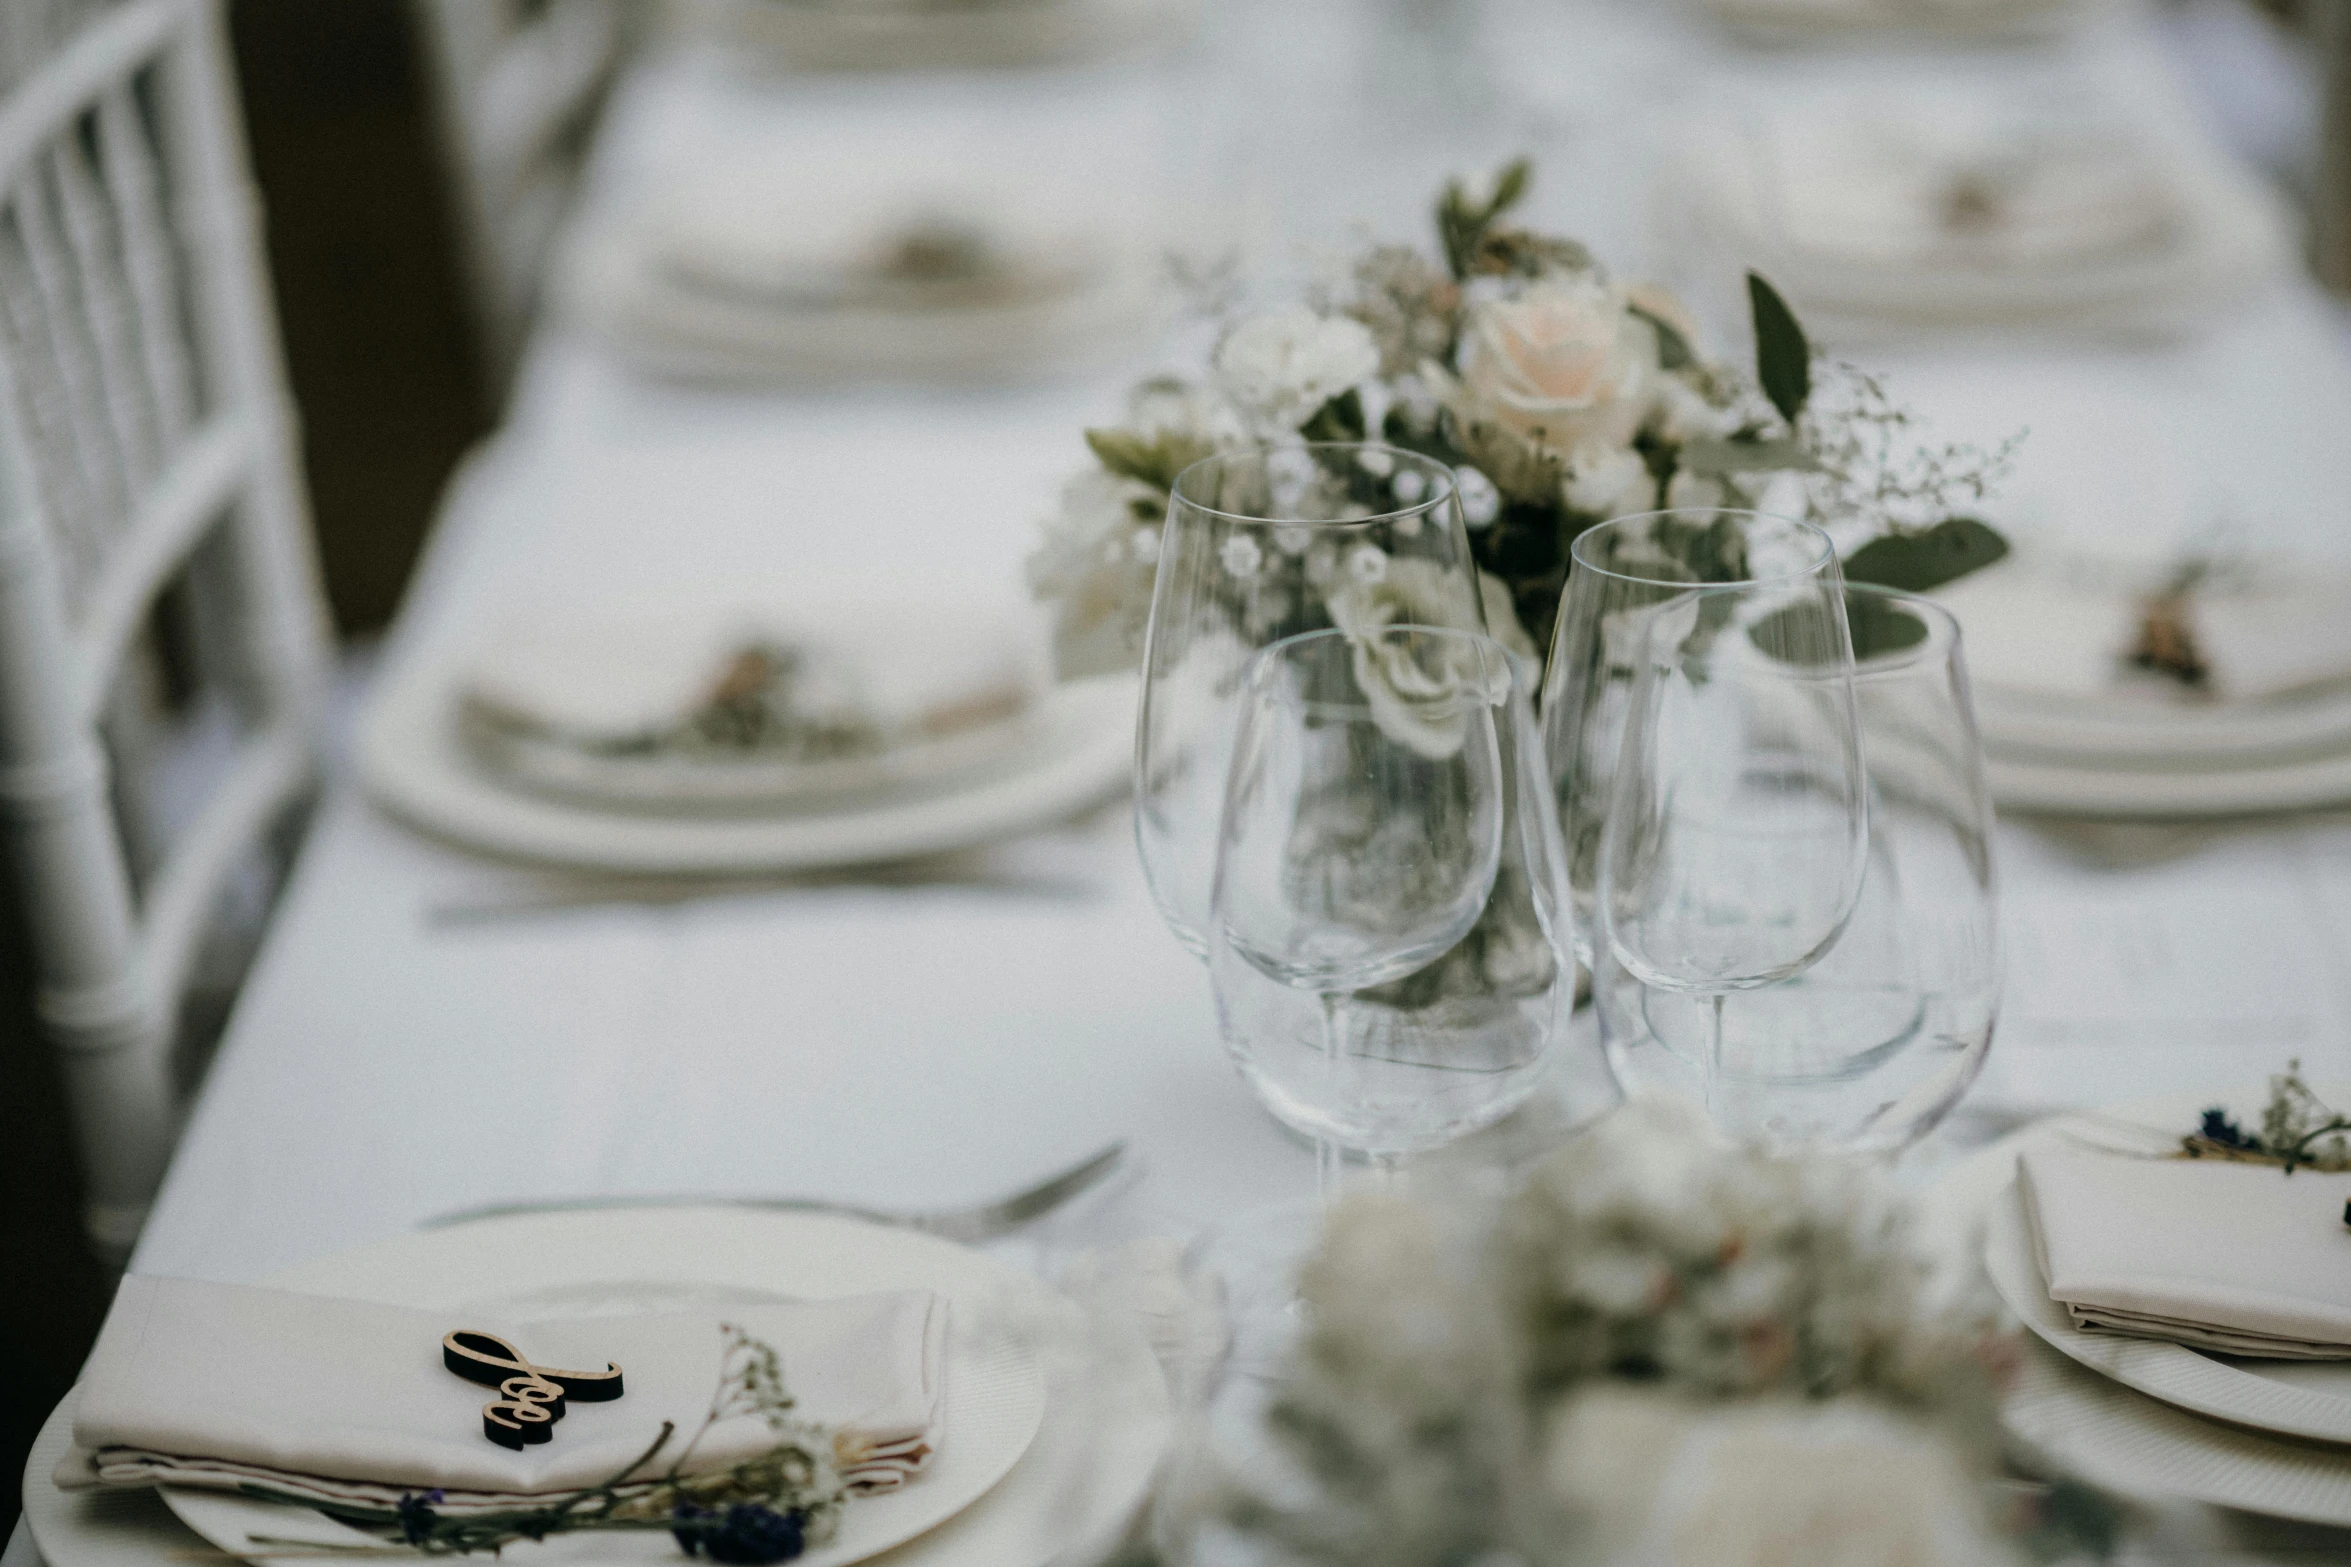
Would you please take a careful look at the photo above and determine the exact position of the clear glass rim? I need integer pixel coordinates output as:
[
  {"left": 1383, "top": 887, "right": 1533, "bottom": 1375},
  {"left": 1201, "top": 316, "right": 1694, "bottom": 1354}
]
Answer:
[
  {"left": 1844, "top": 581, "right": 1963, "bottom": 680},
  {"left": 1169, "top": 442, "right": 1460, "bottom": 529},
  {"left": 1244, "top": 623, "right": 1522, "bottom": 707},
  {"left": 1567, "top": 507, "right": 1836, "bottom": 590}
]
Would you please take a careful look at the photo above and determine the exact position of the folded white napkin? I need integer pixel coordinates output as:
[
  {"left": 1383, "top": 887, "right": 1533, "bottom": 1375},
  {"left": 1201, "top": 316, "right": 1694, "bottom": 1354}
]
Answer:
[
  {"left": 2018, "top": 1147, "right": 2351, "bottom": 1358},
  {"left": 1769, "top": 117, "right": 2178, "bottom": 275},
  {"left": 462, "top": 596, "right": 1039, "bottom": 751},
  {"left": 1938, "top": 562, "right": 2351, "bottom": 706},
  {"left": 58, "top": 1277, "right": 947, "bottom": 1509}
]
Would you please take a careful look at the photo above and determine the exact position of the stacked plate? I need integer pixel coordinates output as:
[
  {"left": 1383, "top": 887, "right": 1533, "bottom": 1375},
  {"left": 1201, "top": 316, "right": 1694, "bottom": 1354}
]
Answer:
[
  {"left": 1926, "top": 1091, "right": 2351, "bottom": 1528},
  {"left": 1935, "top": 561, "right": 2351, "bottom": 816},
  {"left": 1664, "top": 85, "right": 2291, "bottom": 340},
  {"left": 358, "top": 592, "right": 1135, "bottom": 875},
  {"left": 22, "top": 1209, "right": 1178, "bottom": 1567},
  {"left": 671, "top": 0, "right": 1200, "bottom": 72},
  {"left": 1702, "top": 0, "right": 2114, "bottom": 45},
  {"left": 566, "top": 164, "right": 1161, "bottom": 386}
]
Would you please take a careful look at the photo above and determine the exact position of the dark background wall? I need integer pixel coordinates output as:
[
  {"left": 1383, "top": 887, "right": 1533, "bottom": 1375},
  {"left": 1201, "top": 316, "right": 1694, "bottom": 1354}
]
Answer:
[{"left": 1, "top": 0, "right": 489, "bottom": 1531}]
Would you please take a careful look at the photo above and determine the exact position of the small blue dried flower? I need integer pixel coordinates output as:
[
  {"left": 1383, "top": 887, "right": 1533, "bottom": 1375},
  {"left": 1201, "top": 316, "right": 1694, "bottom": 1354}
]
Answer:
[
  {"left": 394, "top": 1489, "right": 445, "bottom": 1546},
  {"left": 671, "top": 1503, "right": 806, "bottom": 1565},
  {"left": 2200, "top": 1108, "right": 2259, "bottom": 1151}
]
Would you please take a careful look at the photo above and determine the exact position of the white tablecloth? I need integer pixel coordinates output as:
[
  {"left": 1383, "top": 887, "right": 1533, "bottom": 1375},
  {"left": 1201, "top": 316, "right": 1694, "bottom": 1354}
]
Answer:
[{"left": 33, "top": 2, "right": 2351, "bottom": 1562}]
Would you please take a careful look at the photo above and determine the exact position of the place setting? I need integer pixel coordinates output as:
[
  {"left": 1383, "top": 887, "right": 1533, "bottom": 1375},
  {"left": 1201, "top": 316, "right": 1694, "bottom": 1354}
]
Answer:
[
  {"left": 358, "top": 584, "right": 1136, "bottom": 877},
  {"left": 21, "top": 1197, "right": 1180, "bottom": 1567}
]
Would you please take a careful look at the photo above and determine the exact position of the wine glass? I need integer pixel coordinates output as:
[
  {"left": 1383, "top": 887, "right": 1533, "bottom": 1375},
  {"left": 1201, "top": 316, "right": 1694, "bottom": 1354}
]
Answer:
[
  {"left": 1540, "top": 509, "right": 1844, "bottom": 964},
  {"left": 1207, "top": 625, "right": 1573, "bottom": 1194},
  {"left": 1594, "top": 563, "right": 1868, "bottom": 1099},
  {"left": 1597, "top": 586, "right": 1999, "bottom": 1154},
  {"left": 1136, "top": 444, "right": 1486, "bottom": 960}
]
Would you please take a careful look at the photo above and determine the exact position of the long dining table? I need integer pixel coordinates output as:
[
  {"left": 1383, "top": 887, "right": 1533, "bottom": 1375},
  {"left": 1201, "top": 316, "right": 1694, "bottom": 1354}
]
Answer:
[{"left": 20, "top": 0, "right": 2351, "bottom": 1561}]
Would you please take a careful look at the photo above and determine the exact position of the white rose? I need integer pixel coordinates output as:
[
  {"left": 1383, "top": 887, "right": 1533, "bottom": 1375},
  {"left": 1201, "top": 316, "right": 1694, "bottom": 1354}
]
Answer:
[
  {"left": 1214, "top": 309, "right": 1381, "bottom": 433},
  {"left": 1563, "top": 442, "right": 1656, "bottom": 520},
  {"left": 1326, "top": 558, "right": 1500, "bottom": 760},
  {"left": 1457, "top": 277, "right": 1659, "bottom": 451}
]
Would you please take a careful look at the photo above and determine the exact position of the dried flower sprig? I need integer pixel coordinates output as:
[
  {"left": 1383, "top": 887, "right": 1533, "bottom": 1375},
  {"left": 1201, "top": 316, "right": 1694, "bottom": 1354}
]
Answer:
[
  {"left": 2181, "top": 1060, "right": 2351, "bottom": 1173},
  {"left": 272, "top": 1326, "right": 846, "bottom": 1564}
]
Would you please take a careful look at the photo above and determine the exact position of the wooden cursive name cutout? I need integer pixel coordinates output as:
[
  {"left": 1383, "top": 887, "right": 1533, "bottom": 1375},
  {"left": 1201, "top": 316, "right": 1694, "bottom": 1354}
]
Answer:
[{"left": 442, "top": 1330, "right": 624, "bottom": 1450}]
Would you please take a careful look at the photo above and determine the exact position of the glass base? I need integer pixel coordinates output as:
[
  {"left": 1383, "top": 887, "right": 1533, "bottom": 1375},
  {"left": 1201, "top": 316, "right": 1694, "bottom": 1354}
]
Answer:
[{"left": 1184, "top": 1199, "right": 1326, "bottom": 1380}]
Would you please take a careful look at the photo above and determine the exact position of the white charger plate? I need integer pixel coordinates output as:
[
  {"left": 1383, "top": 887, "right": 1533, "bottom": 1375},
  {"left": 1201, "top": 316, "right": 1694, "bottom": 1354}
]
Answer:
[
  {"left": 1923, "top": 1086, "right": 2351, "bottom": 1525},
  {"left": 1982, "top": 746, "right": 2351, "bottom": 818},
  {"left": 25, "top": 1209, "right": 1173, "bottom": 1567},
  {"left": 359, "top": 662, "right": 1135, "bottom": 874},
  {"left": 1976, "top": 683, "right": 2351, "bottom": 769},
  {"left": 1984, "top": 1177, "right": 2351, "bottom": 1446}
]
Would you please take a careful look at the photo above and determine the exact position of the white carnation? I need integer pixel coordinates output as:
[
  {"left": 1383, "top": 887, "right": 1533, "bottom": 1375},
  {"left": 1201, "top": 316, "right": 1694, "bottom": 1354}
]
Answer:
[
  {"left": 1214, "top": 309, "right": 1381, "bottom": 434},
  {"left": 1024, "top": 468, "right": 1159, "bottom": 680},
  {"left": 1220, "top": 533, "right": 1264, "bottom": 579},
  {"left": 1563, "top": 442, "right": 1656, "bottom": 520}
]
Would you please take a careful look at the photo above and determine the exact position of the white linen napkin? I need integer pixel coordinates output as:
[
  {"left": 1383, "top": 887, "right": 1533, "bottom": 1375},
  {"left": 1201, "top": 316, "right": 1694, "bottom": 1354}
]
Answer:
[
  {"left": 2017, "top": 1147, "right": 2351, "bottom": 1358},
  {"left": 57, "top": 1277, "right": 947, "bottom": 1509},
  {"left": 462, "top": 596, "right": 1040, "bottom": 753},
  {"left": 1938, "top": 562, "right": 2351, "bottom": 706}
]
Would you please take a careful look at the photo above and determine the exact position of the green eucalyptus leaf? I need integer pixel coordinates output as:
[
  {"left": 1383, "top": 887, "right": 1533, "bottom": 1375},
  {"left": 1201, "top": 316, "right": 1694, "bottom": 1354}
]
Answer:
[
  {"left": 1746, "top": 271, "right": 1810, "bottom": 426},
  {"left": 1676, "top": 436, "right": 1820, "bottom": 476},
  {"left": 1084, "top": 427, "right": 1210, "bottom": 492},
  {"left": 1746, "top": 590, "right": 1926, "bottom": 666},
  {"left": 1628, "top": 304, "right": 1695, "bottom": 371},
  {"left": 1488, "top": 157, "right": 1532, "bottom": 219},
  {"left": 1301, "top": 387, "right": 1368, "bottom": 444},
  {"left": 1843, "top": 517, "right": 2010, "bottom": 593}
]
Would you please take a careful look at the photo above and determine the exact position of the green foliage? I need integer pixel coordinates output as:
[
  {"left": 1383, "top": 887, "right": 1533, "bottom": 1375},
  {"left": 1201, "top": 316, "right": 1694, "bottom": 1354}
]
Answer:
[
  {"left": 1436, "top": 158, "right": 1533, "bottom": 281},
  {"left": 1083, "top": 427, "right": 1214, "bottom": 493},
  {"left": 1746, "top": 271, "right": 1811, "bottom": 427},
  {"left": 1627, "top": 302, "right": 1694, "bottom": 371},
  {"left": 1842, "top": 518, "right": 2009, "bottom": 593},
  {"left": 1676, "top": 436, "right": 1821, "bottom": 477},
  {"left": 1300, "top": 388, "right": 1368, "bottom": 444}
]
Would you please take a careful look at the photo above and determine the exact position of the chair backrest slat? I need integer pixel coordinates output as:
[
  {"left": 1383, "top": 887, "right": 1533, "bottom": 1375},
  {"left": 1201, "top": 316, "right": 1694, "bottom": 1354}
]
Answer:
[{"left": 0, "top": 0, "right": 332, "bottom": 1261}]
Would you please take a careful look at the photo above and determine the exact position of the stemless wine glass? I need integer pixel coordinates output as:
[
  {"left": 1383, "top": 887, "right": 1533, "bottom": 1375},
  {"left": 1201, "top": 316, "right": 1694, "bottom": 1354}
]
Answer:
[
  {"left": 1207, "top": 625, "right": 1573, "bottom": 1193},
  {"left": 1541, "top": 509, "right": 1845, "bottom": 963},
  {"left": 1595, "top": 564, "right": 1868, "bottom": 1096},
  {"left": 1598, "top": 586, "right": 1999, "bottom": 1154},
  {"left": 1136, "top": 444, "right": 1485, "bottom": 959}
]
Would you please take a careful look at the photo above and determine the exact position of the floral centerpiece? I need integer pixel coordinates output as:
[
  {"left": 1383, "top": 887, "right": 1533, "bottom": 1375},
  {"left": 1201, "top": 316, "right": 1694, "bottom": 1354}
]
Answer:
[
  {"left": 1166, "top": 1100, "right": 2116, "bottom": 1567},
  {"left": 1026, "top": 160, "right": 2016, "bottom": 678}
]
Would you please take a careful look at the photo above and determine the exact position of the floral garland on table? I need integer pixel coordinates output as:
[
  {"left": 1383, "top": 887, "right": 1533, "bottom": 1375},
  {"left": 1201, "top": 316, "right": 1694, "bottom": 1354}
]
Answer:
[
  {"left": 250, "top": 1328, "right": 847, "bottom": 1564},
  {"left": 1172, "top": 1100, "right": 2117, "bottom": 1567},
  {"left": 1025, "top": 159, "right": 2019, "bottom": 680}
]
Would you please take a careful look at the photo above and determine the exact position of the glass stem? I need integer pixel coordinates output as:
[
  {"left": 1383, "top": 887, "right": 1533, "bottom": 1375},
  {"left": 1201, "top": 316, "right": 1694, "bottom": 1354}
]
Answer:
[
  {"left": 1316, "top": 992, "right": 1345, "bottom": 1205},
  {"left": 1705, "top": 992, "right": 1726, "bottom": 1112}
]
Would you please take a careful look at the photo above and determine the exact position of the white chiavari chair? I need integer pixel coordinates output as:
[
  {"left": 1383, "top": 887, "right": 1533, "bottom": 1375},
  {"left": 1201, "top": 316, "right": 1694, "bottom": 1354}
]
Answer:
[
  {"left": 410, "top": 0, "right": 631, "bottom": 395},
  {"left": 0, "top": 0, "right": 334, "bottom": 1259}
]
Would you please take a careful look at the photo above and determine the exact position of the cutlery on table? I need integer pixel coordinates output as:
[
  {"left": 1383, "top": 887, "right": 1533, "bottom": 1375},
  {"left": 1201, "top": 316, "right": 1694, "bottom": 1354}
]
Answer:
[{"left": 420, "top": 1140, "right": 1131, "bottom": 1243}]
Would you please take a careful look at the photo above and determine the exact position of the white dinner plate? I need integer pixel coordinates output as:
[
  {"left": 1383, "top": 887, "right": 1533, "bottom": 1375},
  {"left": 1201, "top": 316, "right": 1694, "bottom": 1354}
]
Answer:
[
  {"left": 1922, "top": 1085, "right": 2351, "bottom": 1525},
  {"left": 1975, "top": 682, "right": 2351, "bottom": 768},
  {"left": 1983, "top": 1178, "right": 2351, "bottom": 1446},
  {"left": 359, "top": 659, "right": 1136, "bottom": 874},
  {"left": 25, "top": 1208, "right": 1173, "bottom": 1567}
]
